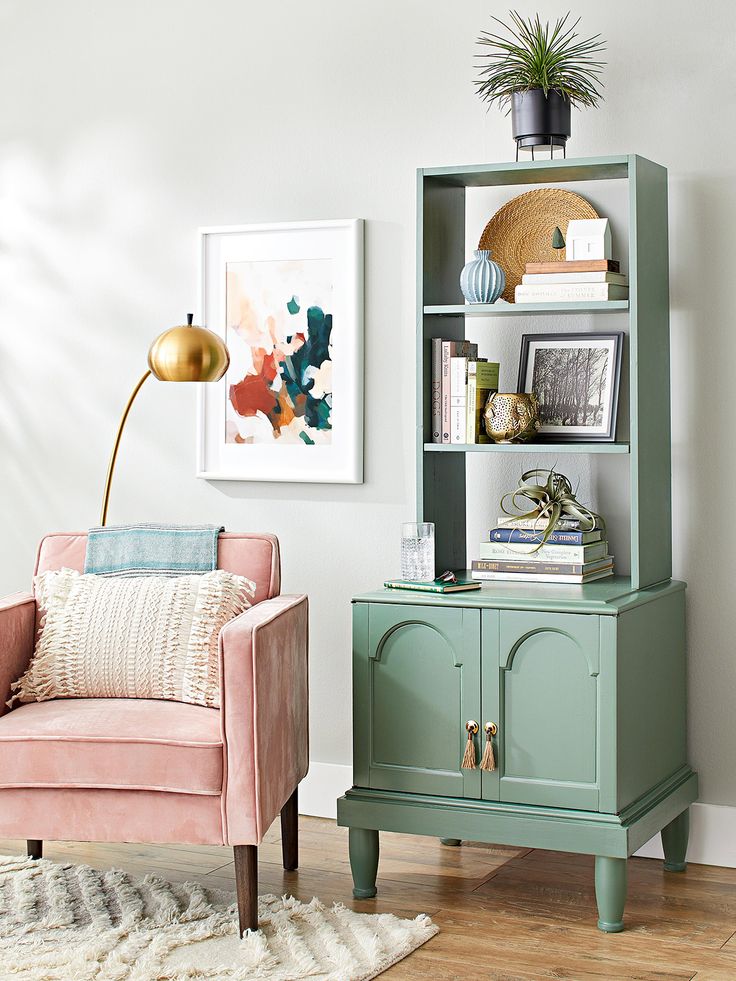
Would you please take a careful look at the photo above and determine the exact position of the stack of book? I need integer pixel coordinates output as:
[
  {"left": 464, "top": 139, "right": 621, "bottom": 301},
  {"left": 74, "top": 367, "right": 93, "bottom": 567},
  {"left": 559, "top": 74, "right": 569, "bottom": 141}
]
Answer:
[
  {"left": 471, "top": 516, "right": 614, "bottom": 584},
  {"left": 514, "top": 259, "right": 628, "bottom": 304},
  {"left": 431, "top": 338, "right": 499, "bottom": 444}
]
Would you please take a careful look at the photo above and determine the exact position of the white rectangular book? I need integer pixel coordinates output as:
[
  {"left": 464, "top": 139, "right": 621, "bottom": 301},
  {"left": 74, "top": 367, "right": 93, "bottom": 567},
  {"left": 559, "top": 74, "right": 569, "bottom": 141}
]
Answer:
[
  {"left": 466, "top": 368, "right": 478, "bottom": 443},
  {"left": 514, "top": 284, "right": 629, "bottom": 302},
  {"left": 521, "top": 271, "right": 628, "bottom": 285},
  {"left": 496, "top": 516, "right": 587, "bottom": 531},
  {"left": 473, "top": 568, "right": 614, "bottom": 585},
  {"left": 449, "top": 356, "right": 467, "bottom": 444},
  {"left": 479, "top": 541, "right": 608, "bottom": 564}
]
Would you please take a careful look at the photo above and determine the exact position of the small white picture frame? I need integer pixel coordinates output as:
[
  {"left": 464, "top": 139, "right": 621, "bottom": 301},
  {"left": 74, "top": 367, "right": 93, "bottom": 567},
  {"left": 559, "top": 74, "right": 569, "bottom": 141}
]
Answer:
[{"left": 197, "top": 220, "right": 364, "bottom": 483}]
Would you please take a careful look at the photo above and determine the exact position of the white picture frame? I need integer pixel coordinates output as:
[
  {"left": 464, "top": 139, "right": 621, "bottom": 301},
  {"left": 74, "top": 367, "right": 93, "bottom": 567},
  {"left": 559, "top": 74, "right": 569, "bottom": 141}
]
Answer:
[{"left": 197, "top": 220, "right": 364, "bottom": 483}]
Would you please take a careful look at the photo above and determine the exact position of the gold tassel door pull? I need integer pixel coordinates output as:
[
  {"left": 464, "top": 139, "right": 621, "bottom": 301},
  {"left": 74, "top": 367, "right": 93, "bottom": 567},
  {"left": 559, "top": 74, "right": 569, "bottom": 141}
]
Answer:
[
  {"left": 481, "top": 722, "right": 497, "bottom": 772},
  {"left": 461, "top": 720, "right": 479, "bottom": 770}
]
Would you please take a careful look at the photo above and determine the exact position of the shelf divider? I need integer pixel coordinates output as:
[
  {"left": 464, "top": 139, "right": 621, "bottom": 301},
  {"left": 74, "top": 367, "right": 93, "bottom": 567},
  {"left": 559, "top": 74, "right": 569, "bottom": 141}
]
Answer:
[
  {"left": 424, "top": 442, "right": 630, "bottom": 455},
  {"left": 424, "top": 301, "right": 629, "bottom": 317}
]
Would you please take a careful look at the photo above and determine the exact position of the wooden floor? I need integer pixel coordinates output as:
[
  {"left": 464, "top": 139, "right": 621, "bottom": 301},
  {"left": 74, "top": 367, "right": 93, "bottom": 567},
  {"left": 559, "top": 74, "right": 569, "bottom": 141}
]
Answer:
[{"left": 3, "top": 818, "right": 736, "bottom": 980}]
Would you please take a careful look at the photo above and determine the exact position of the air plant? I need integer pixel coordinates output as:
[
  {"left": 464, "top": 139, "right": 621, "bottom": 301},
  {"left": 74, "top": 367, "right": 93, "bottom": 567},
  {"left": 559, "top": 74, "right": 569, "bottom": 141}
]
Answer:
[
  {"left": 475, "top": 11, "right": 606, "bottom": 111},
  {"left": 500, "top": 468, "right": 604, "bottom": 551}
]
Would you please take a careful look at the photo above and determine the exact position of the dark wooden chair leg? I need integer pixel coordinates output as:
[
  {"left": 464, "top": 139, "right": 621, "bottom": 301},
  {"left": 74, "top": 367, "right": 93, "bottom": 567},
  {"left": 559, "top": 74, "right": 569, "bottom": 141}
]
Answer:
[
  {"left": 27, "top": 840, "right": 42, "bottom": 860},
  {"left": 233, "top": 844, "right": 258, "bottom": 934},
  {"left": 280, "top": 787, "right": 299, "bottom": 871}
]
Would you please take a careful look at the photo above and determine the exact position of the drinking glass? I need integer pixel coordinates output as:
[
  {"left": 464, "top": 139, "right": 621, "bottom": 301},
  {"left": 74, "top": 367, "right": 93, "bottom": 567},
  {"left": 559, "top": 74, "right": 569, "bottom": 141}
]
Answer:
[{"left": 400, "top": 522, "right": 435, "bottom": 582}]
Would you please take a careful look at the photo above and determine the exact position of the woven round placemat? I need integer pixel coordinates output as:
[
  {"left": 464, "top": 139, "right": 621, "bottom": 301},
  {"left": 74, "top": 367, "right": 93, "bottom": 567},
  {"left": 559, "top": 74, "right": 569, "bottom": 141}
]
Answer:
[{"left": 478, "top": 188, "right": 599, "bottom": 302}]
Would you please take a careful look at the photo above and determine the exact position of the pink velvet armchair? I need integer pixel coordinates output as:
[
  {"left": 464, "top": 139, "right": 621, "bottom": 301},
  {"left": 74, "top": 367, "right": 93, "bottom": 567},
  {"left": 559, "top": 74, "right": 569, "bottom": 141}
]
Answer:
[{"left": 0, "top": 532, "right": 309, "bottom": 934}]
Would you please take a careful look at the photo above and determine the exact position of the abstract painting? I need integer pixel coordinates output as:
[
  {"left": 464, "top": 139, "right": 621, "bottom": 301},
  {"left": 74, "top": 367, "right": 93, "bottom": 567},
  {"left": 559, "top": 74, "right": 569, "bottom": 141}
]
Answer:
[
  {"left": 225, "top": 259, "right": 334, "bottom": 446},
  {"left": 198, "top": 221, "right": 363, "bottom": 482}
]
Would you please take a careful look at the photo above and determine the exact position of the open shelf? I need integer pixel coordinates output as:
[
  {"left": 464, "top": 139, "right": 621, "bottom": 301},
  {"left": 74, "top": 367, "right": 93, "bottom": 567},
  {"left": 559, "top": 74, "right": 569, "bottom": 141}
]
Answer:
[
  {"left": 424, "top": 442, "right": 630, "bottom": 455},
  {"left": 424, "top": 301, "right": 629, "bottom": 317},
  {"left": 418, "top": 154, "right": 672, "bottom": 591}
]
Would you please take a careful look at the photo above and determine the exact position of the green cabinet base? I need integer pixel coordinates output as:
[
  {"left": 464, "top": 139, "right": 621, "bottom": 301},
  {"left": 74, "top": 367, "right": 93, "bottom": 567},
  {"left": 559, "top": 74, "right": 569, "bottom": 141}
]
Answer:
[{"left": 337, "top": 768, "right": 696, "bottom": 931}]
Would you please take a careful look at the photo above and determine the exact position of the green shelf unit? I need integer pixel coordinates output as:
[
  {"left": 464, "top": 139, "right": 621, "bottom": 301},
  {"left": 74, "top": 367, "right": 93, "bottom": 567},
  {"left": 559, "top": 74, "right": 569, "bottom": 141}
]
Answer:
[
  {"left": 424, "top": 301, "right": 629, "bottom": 316},
  {"left": 424, "top": 441, "right": 630, "bottom": 455},
  {"left": 339, "top": 155, "right": 694, "bottom": 934},
  {"left": 417, "top": 153, "right": 671, "bottom": 591}
]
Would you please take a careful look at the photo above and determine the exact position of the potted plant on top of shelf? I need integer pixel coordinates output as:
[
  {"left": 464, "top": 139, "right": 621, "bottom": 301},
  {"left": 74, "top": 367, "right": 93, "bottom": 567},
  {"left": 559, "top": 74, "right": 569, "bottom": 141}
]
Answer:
[{"left": 475, "top": 11, "right": 606, "bottom": 159}]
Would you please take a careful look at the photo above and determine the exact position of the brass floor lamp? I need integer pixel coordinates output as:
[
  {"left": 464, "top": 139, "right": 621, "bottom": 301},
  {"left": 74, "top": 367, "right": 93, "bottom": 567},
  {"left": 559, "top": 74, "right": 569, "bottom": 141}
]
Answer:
[{"left": 99, "top": 315, "right": 229, "bottom": 526}]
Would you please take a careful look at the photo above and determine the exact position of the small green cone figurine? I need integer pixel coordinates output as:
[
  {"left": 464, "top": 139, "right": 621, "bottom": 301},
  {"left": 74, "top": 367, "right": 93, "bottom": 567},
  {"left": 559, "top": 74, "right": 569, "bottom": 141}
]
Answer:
[{"left": 552, "top": 226, "right": 565, "bottom": 258}]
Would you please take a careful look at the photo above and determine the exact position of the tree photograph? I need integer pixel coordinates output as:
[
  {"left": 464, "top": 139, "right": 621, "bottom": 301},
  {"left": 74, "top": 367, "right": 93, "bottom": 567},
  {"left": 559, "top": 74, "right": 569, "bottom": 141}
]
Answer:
[{"left": 531, "top": 345, "right": 610, "bottom": 427}]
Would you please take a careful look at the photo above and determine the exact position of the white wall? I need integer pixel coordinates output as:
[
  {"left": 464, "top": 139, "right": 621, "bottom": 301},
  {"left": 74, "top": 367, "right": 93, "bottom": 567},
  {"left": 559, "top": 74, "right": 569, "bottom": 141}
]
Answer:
[{"left": 1, "top": 1, "right": 736, "bottom": 830}]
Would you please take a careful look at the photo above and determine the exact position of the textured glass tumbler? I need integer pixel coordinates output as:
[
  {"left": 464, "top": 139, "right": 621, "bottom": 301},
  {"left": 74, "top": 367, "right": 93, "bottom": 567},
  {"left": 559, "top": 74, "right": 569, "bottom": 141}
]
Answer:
[{"left": 400, "top": 522, "right": 435, "bottom": 582}]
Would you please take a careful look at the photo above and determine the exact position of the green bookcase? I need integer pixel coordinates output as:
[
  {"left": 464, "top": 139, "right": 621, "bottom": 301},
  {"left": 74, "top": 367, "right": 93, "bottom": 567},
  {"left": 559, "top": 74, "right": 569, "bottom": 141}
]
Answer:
[{"left": 337, "top": 155, "right": 697, "bottom": 933}]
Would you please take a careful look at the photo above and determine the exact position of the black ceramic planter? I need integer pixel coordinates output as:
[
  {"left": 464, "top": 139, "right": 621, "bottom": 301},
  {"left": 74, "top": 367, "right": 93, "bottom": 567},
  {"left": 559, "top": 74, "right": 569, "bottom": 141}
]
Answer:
[{"left": 511, "top": 89, "right": 571, "bottom": 157}]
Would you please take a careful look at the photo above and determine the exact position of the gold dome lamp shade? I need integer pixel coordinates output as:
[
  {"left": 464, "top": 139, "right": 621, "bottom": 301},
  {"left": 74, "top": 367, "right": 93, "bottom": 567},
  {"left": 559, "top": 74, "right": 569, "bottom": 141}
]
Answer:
[
  {"left": 148, "top": 314, "right": 230, "bottom": 382},
  {"left": 100, "top": 315, "right": 230, "bottom": 526}
]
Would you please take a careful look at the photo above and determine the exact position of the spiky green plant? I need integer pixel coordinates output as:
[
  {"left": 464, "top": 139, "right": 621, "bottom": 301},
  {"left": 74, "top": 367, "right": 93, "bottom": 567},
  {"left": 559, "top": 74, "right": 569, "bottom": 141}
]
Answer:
[{"left": 475, "top": 11, "right": 606, "bottom": 110}]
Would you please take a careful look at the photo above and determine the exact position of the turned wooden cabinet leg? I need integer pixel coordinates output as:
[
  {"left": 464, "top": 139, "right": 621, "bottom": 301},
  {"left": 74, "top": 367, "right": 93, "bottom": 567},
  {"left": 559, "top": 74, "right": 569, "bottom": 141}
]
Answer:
[
  {"left": 349, "top": 827, "right": 379, "bottom": 898},
  {"left": 280, "top": 787, "right": 299, "bottom": 871},
  {"left": 595, "top": 856, "right": 627, "bottom": 933},
  {"left": 440, "top": 838, "right": 462, "bottom": 846},
  {"left": 27, "top": 840, "right": 42, "bottom": 860},
  {"left": 233, "top": 845, "right": 258, "bottom": 934},
  {"left": 662, "top": 808, "right": 689, "bottom": 872}
]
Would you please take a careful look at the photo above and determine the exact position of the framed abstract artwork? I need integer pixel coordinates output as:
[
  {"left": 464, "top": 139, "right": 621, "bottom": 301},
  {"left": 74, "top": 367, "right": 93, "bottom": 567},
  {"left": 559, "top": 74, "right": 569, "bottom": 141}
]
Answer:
[
  {"left": 517, "top": 331, "right": 624, "bottom": 441},
  {"left": 197, "top": 220, "right": 364, "bottom": 482}
]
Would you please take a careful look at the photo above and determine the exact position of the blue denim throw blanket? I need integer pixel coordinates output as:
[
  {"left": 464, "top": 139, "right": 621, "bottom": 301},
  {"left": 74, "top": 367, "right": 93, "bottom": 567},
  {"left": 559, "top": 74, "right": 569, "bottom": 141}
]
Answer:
[{"left": 84, "top": 523, "right": 224, "bottom": 577}]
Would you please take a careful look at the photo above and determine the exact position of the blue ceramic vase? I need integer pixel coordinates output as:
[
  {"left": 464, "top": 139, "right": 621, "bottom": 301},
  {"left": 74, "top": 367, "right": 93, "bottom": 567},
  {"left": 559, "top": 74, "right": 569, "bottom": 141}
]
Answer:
[{"left": 460, "top": 250, "right": 505, "bottom": 303}]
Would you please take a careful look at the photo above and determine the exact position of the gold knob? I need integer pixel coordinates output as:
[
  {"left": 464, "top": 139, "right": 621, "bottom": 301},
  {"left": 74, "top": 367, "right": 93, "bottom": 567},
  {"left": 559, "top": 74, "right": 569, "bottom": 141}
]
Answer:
[
  {"left": 465, "top": 720, "right": 479, "bottom": 735},
  {"left": 485, "top": 722, "right": 497, "bottom": 737}
]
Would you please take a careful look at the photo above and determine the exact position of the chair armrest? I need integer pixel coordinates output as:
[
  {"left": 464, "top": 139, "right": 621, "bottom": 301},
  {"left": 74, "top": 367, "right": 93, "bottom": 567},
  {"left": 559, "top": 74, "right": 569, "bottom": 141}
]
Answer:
[
  {"left": 218, "top": 594, "right": 309, "bottom": 844},
  {"left": 0, "top": 592, "right": 36, "bottom": 715}
]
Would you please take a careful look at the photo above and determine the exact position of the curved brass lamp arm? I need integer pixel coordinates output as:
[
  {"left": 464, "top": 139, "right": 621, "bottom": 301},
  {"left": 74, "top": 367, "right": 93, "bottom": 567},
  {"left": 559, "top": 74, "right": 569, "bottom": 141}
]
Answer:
[{"left": 99, "top": 370, "right": 152, "bottom": 526}]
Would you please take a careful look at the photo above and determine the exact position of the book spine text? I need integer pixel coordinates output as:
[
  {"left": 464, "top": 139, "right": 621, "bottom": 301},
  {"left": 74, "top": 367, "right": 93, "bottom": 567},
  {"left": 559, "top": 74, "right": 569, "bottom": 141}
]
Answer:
[
  {"left": 450, "top": 356, "right": 467, "bottom": 444},
  {"left": 431, "top": 337, "right": 443, "bottom": 443},
  {"left": 490, "top": 528, "right": 596, "bottom": 545}
]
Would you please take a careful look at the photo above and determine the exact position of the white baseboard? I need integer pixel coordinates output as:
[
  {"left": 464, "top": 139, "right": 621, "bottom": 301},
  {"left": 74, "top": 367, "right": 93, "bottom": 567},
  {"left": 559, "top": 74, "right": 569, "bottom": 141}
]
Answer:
[
  {"left": 299, "top": 762, "right": 352, "bottom": 820},
  {"left": 635, "top": 801, "right": 736, "bottom": 868},
  {"left": 300, "top": 766, "right": 736, "bottom": 869}
]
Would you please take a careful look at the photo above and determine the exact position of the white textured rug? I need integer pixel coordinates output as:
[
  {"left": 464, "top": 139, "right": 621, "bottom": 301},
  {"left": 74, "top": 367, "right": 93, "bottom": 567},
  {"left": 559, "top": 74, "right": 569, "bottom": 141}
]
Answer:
[{"left": 0, "top": 855, "right": 437, "bottom": 980}]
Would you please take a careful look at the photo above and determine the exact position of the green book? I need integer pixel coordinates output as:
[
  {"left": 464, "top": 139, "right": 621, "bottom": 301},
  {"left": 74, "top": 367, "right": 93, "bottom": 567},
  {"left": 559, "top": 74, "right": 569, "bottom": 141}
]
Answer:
[
  {"left": 466, "top": 361, "right": 500, "bottom": 443},
  {"left": 384, "top": 578, "right": 482, "bottom": 594}
]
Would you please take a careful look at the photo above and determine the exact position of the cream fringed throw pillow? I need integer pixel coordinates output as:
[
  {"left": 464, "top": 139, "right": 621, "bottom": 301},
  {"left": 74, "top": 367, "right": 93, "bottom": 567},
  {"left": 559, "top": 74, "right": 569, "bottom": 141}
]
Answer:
[{"left": 10, "top": 568, "right": 255, "bottom": 709}]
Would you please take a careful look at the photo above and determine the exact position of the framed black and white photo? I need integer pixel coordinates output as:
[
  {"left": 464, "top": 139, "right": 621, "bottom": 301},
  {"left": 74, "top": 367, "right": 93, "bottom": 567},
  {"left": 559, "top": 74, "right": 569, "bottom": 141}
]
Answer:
[{"left": 517, "top": 332, "right": 624, "bottom": 441}]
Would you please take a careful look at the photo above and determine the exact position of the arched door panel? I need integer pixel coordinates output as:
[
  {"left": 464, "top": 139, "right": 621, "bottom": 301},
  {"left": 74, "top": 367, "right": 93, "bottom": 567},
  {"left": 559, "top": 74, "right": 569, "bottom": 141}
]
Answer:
[
  {"left": 485, "top": 610, "right": 601, "bottom": 810},
  {"left": 354, "top": 604, "right": 481, "bottom": 798}
]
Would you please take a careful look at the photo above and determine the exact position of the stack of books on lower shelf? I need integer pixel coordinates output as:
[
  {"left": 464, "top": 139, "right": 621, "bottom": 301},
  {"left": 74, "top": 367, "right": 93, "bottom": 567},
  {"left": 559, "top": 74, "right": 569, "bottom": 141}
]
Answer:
[
  {"left": 514, "top": 259, "right": 628, "bottom": 304},
  {"left": 471, "top": 516, "right": 614, "bottom": 584},
  {"left": 431, "top": 338, "right": 499, "bottom": 444}
]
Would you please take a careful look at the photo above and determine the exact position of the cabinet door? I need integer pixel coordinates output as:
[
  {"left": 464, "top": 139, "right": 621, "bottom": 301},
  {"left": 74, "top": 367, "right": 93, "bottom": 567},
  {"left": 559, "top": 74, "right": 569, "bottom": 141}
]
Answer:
[
  {"left": 353, "top": 603, "right": 481, "bottom": 799},
  {"left": 482, "top": 610, "right": 601, "bottom": 810}
]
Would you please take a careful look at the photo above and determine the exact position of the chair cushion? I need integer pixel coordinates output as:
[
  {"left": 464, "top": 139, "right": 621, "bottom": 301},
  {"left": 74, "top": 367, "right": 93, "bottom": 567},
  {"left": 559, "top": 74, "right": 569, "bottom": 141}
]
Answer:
[
  {"left": 0, "top": 698, "right": 223, "bottom": 795},
  {"left": 11, "top": 569, "right": 254, "bottom": 709}
]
